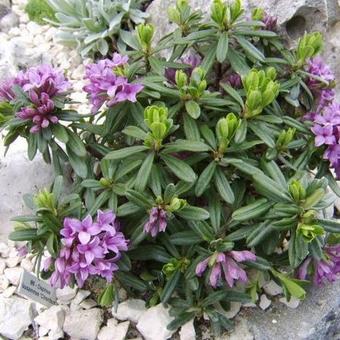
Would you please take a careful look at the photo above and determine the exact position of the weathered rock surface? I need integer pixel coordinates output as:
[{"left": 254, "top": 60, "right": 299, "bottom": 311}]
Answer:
[
  {"left": 0, "top": 296, "right": 34, "bottom": 339},
  {"left": 97, "top": 319, "right": 130, "bottom": 340},
  {"left": 63, "top": 308, "right": 103, "bottom": 340},
  {"left": 112, "top": 298, "right": 147, "bottom": 323},
  {"left": 136, "top": 304, "right": 175, "bottom": 340}
]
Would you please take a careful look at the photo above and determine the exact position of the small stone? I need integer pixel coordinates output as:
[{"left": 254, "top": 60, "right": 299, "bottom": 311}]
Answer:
[
  {"left": 79, "top": 298, "right": 97, "bottom": 309},
  {"left": 0, "top": 275, "right": 9, "bottom": 291},
  {"left": 263, "top": 280, "right": 283, "bottom": 296},
  {"left": 72, "top": 289, "right": 91, "bottom": 305},
  {"left": 118, "top": 287, "right": 128, "bottom": 301},
  {"left": 35, "top": 305, "right": 65, "bottom": 332},
  {"left": 259, "top": 294, "right": 271, "bottom": 310},
  {"left": 272, "top": 319, "right": 278, "bottom": 324},
  {"left": 179, "top": 319, "right": 196, "bottom": 340},
  {"left": 0, "top": 242, "right": 10, "bottom": 257},
  {"left": 112, "top": 299, "right": 147, "bottom": 323},
  {"left": 0, "top": 260, "right": 6, "bottom": 274},
  {"left": 97, "top": 319, "right": 129, "bottom": 340},
  {"left": 2, "top": 285, "right": 16, "bottom": 298},
  {"left": 48, "top": 328, "right": 64, "bottom": 340},
  {"left": 136, "top": 304, "right": 175, "bottom": 340},
  {"left": 4, "top": 267, "right": 22, "bottom": 286},
  {"left": 39, "top": 326, "right": 49, "bottom": 337},
  {"left": 0, "top": 296, "right": 34, "bottom": 339},
  {"left": 0, "top": 11, "right": 19, "bottom": 32},
  {"left": 20, "top": 258, "right": 33, "bottom": 272},
  {"left": 279, "top": 296, "right": 300, "bottom": 309},
  {"left": 5, "top": 256, "right": 20, "bottom": 268},
  {"left": 63, "top": 308, "right": 103, "bottom": 340},
  {"left": 224, "top": 302, "right": 241, "bottom": 319},
  {"left": 56, "top": 286, "right": 77, "bottom": 303}
]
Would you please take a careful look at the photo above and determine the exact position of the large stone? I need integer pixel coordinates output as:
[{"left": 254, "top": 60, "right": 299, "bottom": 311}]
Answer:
[
  {"left": 179, "top": 319, "right": 196, "bottom": 340},
  {"left": 112, "top": 298, "right": 147, "bottom": 323},
  {"left": 34, "top": 305, "right": 65, "bottom": 332},
  {"left": 136, "top": 304, "right": 175, "bottom": 340},
  {"left": 0, "top": 296, "right": 34, "bottom": 339},
  {"left": 63, "top": 308, "right": 103, "bottom": 340},
  {"left": 4, "top": 266, "right": 22, "bottom": 286},
  {"left": 97, "top": 319, "right": 130, "bottom": 340},
  {"left": 0, "top": 138, "right": 54, "bottom": 240}
]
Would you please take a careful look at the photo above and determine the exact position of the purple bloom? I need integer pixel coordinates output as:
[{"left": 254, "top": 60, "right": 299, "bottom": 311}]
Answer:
[
  {"left": 262, "top": 13, "right": 278, "bottom": 31},
  {"left": 311, "top": 124, "right": 336, "bottom": 146},
  {"left": 226, "top": 73, "right": 242, "bottom": 89},
  {"left": 144, "top": 207, "right": 168, "bottom": 237},
  {"left": 306, "top": 57, "right": 335, "bottom": 112},
  {"left": 0, "top": 65, "right": 70, "bottom": 133},
  {"left": 50, "top": 210, "right": 129, "bottom": 288},
  {"left": 297, "top": 244, "right": 340, "bottom": 285},
  {"left": 83, "top": 53, "right": 143, "bottom": 113},
  {"left": 195, "top": 250, "right": 256, "bottom": 288},
  {"left": 17, "top": 245, "right": 28, "bottom": 257}
]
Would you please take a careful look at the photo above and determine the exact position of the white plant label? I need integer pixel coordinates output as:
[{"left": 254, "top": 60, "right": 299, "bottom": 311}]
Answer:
[{"left": 18, "top": 270, "right": 56, "bottom": 307}]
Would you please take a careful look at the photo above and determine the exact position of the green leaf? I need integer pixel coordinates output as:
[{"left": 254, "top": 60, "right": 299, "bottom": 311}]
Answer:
[
  {"left": 214, "top": 167, "right": 235, "bottom": 204},
  {"left": 52, "top": 124, "right": 69, "bottom": 143},
  {"left": 81, "top": 179, "right": 102, "bottom": 189},
  {"left": 116, "top": 202, "right": 141, "bottom": 217},
  {"left": 246, "top": 221, "right": 274, "bottom": 247},
  {"left": 183, "top": 113, "right": 200, "bottom": 141},
  {"left": 125, "top": 189, "right": 153, "bottom": 209},
  {"left": 105, "top": 145, "right": 148, "bottom": 160},
  {"left": 160, "top": 270, "right": 181, "bottom": 303},
  {"left": 195, "top": 161, "right": 217, "bottom": 196},
  {"left": 9, "top": 229, "right": 37, "bottom": 241},
  {"left": 216, "top": 32, "right": 229, "bottom": 63},
  {"left": 185, "top": 100, "right": 201, "bottom": 119},
  {"left": 161, "top": 154, "right": 197, "bottom": 182},
  {"left": 316, "top": 218, "right": 340, "bottom": 233},
  {"left": 134, "top": 152, "right": 155, "bottom": 192},
  {"left": 261, "top": 160, "right": 287, "bottom": 189},
  {"left": 234, "top": 119, "right": 247, "bottom": 144},
  {"left": 227, "top": 49, "right": 250, "bottom": 76},
  {"left": 163, "top": 140, "right": 211, "bottom": 153},
  {"left": 170, "top": 231, "right": 202, "bottom": 245},
  {"left": 176, "top": 206, "right": 210, "bottom": 220},
  {"left": 220, "top": 82, "right": 244, "bottom": 108},
  {"left": 66, "top": 146, "right": 88, "bottom": 178},
  {"left": 232, "top": 198, "right": 271, "bottom": 221},
  {"left": 122, "top": 126, "right": 147, "bottom": 140},
  {"left": 128, "top": 245, "right": 171, "bottom": 263},
  {"left": 200, "top": 124, "right": 217, "bottom": 149},
  {"left": 87, "top": 191, "right": 112, "bottom": 216},
  {"left": 52, "top": 175, "right": 64, "bottom": 200},
  {"left": 98, "top": 284, "right": 115, "bottom": 307},
  {"left": 235, "top": 36, "right": 265, "bottom": 62},
  {"left": 249, "top": 122, "right": 275, "bottom": 148},
  {"left": 67, "top": 130, "right": 87, "bottom": 157},
  {"left": 116, "top": 272, "right": 147, "bottom": 292},
  {"left": 200, "top": 45, "right": 217, "bottom": 72}
]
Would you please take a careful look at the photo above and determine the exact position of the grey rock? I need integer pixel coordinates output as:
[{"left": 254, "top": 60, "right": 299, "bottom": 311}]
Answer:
[
  {"left": 0, "top": 11, "right": 19, "bottom": 33},
  {"left": 63, "top": 308, "right": 103, "bottom": 340},
  {"left": 0, "top": 138, "right": 54, "bottom": 241},
  {"left": 245, "top": 280, "right": 340, "bottom": 340},
  {"left": 179, "top": 319, "right": 196, "bottom": 340},
  {"left": 97, "top": 319, "right": 129, "bottom": 340},
  {"left": 112, "top": 298, "right": 147, "bottom": 323},
  {"left": 34, "top": 305, "right": 65, "bottom": 332},
  {"left": 136, "top": 304, "right": 175, "bottom": 340},
  {"left": 0, "top": 296, "right": 34, "bottom": 339}
]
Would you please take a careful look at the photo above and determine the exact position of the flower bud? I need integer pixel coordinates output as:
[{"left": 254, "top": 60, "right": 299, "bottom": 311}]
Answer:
[
  {"left": 168, "top": 7, "right": 181, "bottom": 24},
  {"left": 34, "top": 189, "right": 57, "bottom": 214},
  {"left": 289, "top": 180, "right": 306, "bottom": 202},
  {"left": 297, "top": 223, "right": 324, "bottom": 242},
  {"left": 99, "top": 178, "right": 111, "bottom": 187},
  {"left": 266, "top": 67, "right": 277, "bottom": 80},
  {"left": 252, "top": 8, "right": 264, "bottom": 20},
  {"left": 168, "top": 197, "right": 187, "bottom": 212},
  {"left": 136, "top": 23, "right": 155, "bottom": 49},
  {"left": 297, "top": 32, "right": 323, "bottom": 65},
  {"left": 175, "top": 70, "right": 188, "bottom": 88}
]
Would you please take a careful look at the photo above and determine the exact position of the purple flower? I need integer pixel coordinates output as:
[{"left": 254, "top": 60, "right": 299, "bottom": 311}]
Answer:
[
  {"left": 0, "top": 65, "right": 70, "bottom": 133},
  {"left": 17, "top": 245, "right": 28, "bottom": 257},
  {"left": 306, "top": 57, "right": 335, "bottom": 112},
  {"left": 226, "top": 73, "right": 242, "bottom": 89},
  {"left": 262, "top": 13, "right": 278, "bottom": 31},
  {"left": 311, "top": 124, "right": 336, "bottom": 146},
  {"left": 83, "top": 54, "right": 143, "bottom": 113},
  {"left": 297, "top": 244, "right": 340, "bottom": 285},
  {"left": 195, "top": 250, "right": 256, "bottom": 288},
  {"left": 143, "top": 207, "right": 168, "bottom": 237},
  {"left": 50, "top": 210, "right": 129, "bottom": 288}
]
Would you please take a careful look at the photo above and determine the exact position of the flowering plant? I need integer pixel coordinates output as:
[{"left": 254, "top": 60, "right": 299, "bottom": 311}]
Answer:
[{"left": 2, "top": 0, "right": 340, "bottom": 334}]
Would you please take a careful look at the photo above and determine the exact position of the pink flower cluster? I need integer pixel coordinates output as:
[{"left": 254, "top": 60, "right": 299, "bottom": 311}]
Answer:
[
  {"left": 46, "top": 210, "right": 129, "bottom": 288},
  {"left": 143, "top": 207, "right": 167, "bottom": 237},
  {"left": 307, "top": 57, "right": 335, "bottom": 112},
  {"left": 0, "top": 65, "right": 70, "bottom": 133},
  {"left": 83, "top": 53, "right": 144, "bottom": 113},
  {"left": 305, "top": 58, "right": 340, "bottom": 177},
  {"left": 297, "top": 244, "right": 340, "bottom": 285},
  {"left": 196, "top": 250, "right": 256, "bottom": 288}
]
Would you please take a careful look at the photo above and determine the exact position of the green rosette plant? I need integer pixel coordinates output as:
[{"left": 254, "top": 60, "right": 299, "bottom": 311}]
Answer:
[{"left": 1, "top": 0, "right": 340, "bottom": 335}]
